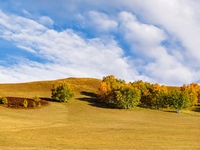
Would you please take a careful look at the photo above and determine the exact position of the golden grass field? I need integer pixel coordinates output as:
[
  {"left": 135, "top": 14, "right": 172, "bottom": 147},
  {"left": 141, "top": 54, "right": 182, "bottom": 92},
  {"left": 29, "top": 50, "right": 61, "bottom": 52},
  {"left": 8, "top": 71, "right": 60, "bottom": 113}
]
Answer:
[{"left": 0, "top": 78, "right": 200, "bottom": 149}]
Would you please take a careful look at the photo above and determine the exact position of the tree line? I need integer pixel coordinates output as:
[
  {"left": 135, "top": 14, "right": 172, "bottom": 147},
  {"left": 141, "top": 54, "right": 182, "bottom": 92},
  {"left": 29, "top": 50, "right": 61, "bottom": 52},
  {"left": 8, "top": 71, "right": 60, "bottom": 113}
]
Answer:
[
  {"left": 49, "top": 75, "right": 199, "bottom": 113},
  {"left": 98, "top": 75, "right": 200, "bottom": 113}
]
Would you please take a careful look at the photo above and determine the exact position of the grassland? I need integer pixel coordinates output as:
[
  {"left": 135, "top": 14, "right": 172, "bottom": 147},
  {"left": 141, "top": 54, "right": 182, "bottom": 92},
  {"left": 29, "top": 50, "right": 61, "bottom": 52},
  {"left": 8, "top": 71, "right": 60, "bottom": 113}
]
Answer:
[{"left": 0, "top": 78, "right": 200, "bottom": 149}]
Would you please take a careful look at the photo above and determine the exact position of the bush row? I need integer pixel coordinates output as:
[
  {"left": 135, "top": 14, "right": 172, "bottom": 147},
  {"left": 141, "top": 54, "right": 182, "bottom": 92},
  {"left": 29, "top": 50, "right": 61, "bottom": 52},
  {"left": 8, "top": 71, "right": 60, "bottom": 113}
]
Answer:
[{"left": 0, "top": 97, "right": 49, "bottom": 108}]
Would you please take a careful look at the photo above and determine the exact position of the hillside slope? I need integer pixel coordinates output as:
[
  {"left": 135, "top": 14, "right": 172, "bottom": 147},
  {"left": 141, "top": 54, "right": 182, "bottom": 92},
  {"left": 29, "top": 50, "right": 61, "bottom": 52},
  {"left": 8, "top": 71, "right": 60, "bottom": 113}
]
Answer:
[
  {"left": 0, "top": 78, "right": 200, "bottom": 149},
  {"left": 0, "top": 77, "right": 101, "bottom": 98}
]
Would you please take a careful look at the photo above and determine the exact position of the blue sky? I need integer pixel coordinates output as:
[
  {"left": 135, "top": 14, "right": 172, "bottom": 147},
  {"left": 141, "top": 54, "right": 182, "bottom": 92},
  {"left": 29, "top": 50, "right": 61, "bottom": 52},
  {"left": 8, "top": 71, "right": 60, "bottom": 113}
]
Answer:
[{"left": 0, "top": 0, "right": 200, "bottom": 85}]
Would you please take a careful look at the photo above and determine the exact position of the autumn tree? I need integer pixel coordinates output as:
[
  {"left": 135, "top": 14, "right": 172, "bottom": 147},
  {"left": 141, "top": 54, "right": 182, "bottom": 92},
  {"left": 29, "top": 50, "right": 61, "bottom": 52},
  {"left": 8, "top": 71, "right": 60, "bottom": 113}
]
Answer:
[
  {"left": 150, "top": 83, "right": 161, "bottom": 108},
  {"left": 98, "top": 75, "right": 125, "bottom": 104},
  {"left": 102, "top": 75, "right": 125, "bottom": 89},
  {"left": 98, "top": 75, "right": 198, "bottom": 111},
  {"left": 51, "top": 83, "right": 75, "bottom": 102},
  {"left": 133, "top": 82, "right": 169, "bottom": 109},
  {"left": 98, "top": 81, "right": 112, "bottom": 103},
  {"left": 180, "top": 83, "right": 199, "bottom": 106},
  {"left": 154, "top": 85, "right": 169, "bottom": 110},
  {"left": 98, "top": 76, "right": 141, "bottom": 109},
  {"left": 168, "top": 89, "right": 190, "bottom": 113},
  {"left": 115, "top": 84, "right": 141, "bottom": 109},
  {"left": 131, "top": 80, "right": 153, "bottom": 107}
]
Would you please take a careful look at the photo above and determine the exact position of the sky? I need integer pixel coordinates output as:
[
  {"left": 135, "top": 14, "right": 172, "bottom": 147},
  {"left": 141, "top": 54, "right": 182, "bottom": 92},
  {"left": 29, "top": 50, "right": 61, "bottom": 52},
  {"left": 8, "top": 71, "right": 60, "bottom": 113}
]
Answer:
[{"left": 0, "top": 0, "right": 200, "bottom": 85}]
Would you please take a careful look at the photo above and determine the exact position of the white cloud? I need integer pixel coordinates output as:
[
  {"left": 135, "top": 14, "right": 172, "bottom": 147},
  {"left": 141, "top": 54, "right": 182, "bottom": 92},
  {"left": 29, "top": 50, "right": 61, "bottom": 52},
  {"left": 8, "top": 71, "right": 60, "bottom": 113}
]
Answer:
[
  {"left": 0, "top": 9, "right": 138, "bottom": 83},
  {"left": 88, "top": 11, "right": 118, "bottom": 32},
  {"left": 118, "top": 10, "right": 198, "bottom": 85},
  {"left": 143, "top": 47, "right": 195, "bottom": 85},
  {"left": 22, "top": 9, "right": 31, "bottom": 16},
  {"left": 122, "top": 0, "right": 200, "bottom": 65},
  {"left": 16, "top": 45, "right": 36, "bottom": 53},
  {"left": 119, "top": 11, "right": 166, "bottom": 55},
  {"left": 38, "top": 16, "right": 54, "bottom": 27}
]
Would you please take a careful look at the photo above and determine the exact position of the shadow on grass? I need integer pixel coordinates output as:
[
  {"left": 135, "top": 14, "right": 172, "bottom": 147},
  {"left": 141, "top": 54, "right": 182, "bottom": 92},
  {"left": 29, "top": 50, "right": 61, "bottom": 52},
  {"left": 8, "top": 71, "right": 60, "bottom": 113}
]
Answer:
[
  {"left": 40, "top": 97, "right": 60, "bottom": 103},
  {"left": 162, "top": 110, "right": 178, "bottom": 113},
  {"left": 137, "top": 105, "right": 178, "bottom": 113},
  {"left": 192, "top": 107, "right": 200, "bottom": 113},
  {"left": 77, "top": 91, "right": 116, "bottom": 109}
]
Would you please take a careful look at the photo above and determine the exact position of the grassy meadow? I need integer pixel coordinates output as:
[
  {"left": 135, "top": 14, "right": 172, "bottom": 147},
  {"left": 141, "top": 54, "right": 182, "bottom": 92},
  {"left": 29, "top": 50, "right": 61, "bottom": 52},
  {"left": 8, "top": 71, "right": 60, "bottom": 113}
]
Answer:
[{"left": 0, "top": 78, "right": 200, "bottom": 149}]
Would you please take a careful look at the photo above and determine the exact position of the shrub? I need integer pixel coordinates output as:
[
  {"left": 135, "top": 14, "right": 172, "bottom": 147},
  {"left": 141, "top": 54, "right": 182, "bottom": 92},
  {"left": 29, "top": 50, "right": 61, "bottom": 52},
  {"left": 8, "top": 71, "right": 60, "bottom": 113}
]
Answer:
[
  {"left": 38, "top": 102, "right": 41, "bottom": 107},
  {"left": 23, "top": 99, "right": 28, "bottom": 108},
  {"left": 1, "top": 97, "right": 8, "bottom": 105},
  {"left": 51, "top": 83, "right": 75, "bottom": 102},
  {"left": 2, "top": 97, "right": 48, "bottom": 108},
  {"left": 33, "top": 95, "right": 40, "bottom": 102},
  {"left": 32, "top": 101, "right": 36, "bottom": 108}
]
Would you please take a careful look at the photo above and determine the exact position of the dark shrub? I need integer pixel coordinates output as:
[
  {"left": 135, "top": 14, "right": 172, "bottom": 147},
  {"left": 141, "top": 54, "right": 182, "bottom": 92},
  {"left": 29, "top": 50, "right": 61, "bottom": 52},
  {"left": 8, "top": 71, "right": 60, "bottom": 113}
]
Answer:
[{"left": 5, "top": 97, "right": 49, "bottom": 108}]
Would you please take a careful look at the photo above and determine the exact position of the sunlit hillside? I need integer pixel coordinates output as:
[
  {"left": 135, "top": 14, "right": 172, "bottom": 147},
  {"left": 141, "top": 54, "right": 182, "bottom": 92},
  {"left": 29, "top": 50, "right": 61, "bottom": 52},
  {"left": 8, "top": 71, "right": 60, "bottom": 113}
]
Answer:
[
  {"left": 0, "top": 77, "right": 200, "bottom": 149},
  {"left": 0, "top": 77, "right": 101, "bottom": 98},
  {"left": 0, "top": 77, "right": 182, "bottom": 98}
]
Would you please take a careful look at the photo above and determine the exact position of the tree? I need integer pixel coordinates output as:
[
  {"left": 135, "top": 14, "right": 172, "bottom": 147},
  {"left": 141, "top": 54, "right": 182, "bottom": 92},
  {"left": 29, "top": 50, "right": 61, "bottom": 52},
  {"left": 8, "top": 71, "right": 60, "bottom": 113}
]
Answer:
[
  {"left": 102, "top": 75, "right": 125, "bottom": 89},
  {"left": 168, "top": 90, "right": 190, "bottom": 113},
  {"left": 150, "top": 83, "right": 161, "bottom": 108},
  {"left": 154, "top": 85, "right": 169, "bottom": 110},
  {"left": 180, "top": 83, "right": 199, "bottom": 106},
  {"left": 115, "top": 84, "right": 141, "bottom": 109},
  {"left": 131, "top": 80, "right": 153, "bottom": 107},
  {"left": 98, "top": 81, "right": 112, "bottom": 103},
  {"left": 98, "top": 75, "right": 142, "bottom": 109},
  {"left": 98, "top": 75, "right": 125, "bottom": 104},
  {"left": 51, "top": 83, "right": 75, "bottom": 102}
]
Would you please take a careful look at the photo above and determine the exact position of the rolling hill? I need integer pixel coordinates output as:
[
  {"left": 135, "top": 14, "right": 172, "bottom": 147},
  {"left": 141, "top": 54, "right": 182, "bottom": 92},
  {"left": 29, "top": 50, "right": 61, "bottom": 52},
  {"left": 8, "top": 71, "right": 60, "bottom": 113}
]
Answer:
[
  {"left": 0, "top": 77, "right": 199, "bottom": 149},
  {"left": 0, "top": 77, "right": 101, "bottom": 98}
]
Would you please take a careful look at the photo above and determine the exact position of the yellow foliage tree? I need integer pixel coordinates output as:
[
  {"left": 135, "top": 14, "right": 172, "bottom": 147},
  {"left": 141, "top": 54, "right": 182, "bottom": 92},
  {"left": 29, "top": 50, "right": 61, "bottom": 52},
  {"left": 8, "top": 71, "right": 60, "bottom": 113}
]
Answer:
[
  {"left": 98, "top": 82, "right": 112, "bottom": 103},
  {"left": 98, "top": 75, "right": 125, "bottom": 104},
  {"left": 155, "top": 85, "right": 169, "bottom": 109},
  {"left": 131, "top": 80, "right": 153, "bottom": 107},
  {"left": 180, "top": 83, "right": 199, "bottom": 106}
]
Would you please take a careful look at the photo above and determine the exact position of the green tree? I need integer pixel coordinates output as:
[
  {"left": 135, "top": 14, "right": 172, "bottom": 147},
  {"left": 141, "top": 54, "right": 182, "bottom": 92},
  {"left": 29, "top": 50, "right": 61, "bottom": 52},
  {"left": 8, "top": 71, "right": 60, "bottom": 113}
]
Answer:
[
  {"left": 168, "top": 90, "right": 190, "bottom": 113},
  {"left": 115, "top": 84, "right": 141, "bottom": 109},
  {"left": 155, "top": 85, "right": 169, "bottom": 110},
  {"left": 131, "top": 80, "right": 153, "bottom": 107},
  {"left": 51, "top": 83, "right": 75, "bottom": 102}
]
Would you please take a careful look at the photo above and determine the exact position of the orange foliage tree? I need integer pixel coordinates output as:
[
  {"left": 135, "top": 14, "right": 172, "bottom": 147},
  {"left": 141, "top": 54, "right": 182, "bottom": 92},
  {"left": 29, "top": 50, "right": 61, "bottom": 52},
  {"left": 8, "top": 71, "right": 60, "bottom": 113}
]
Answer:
[{"left": 98, "top": 75, "right": 125, "bottom": 104}]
